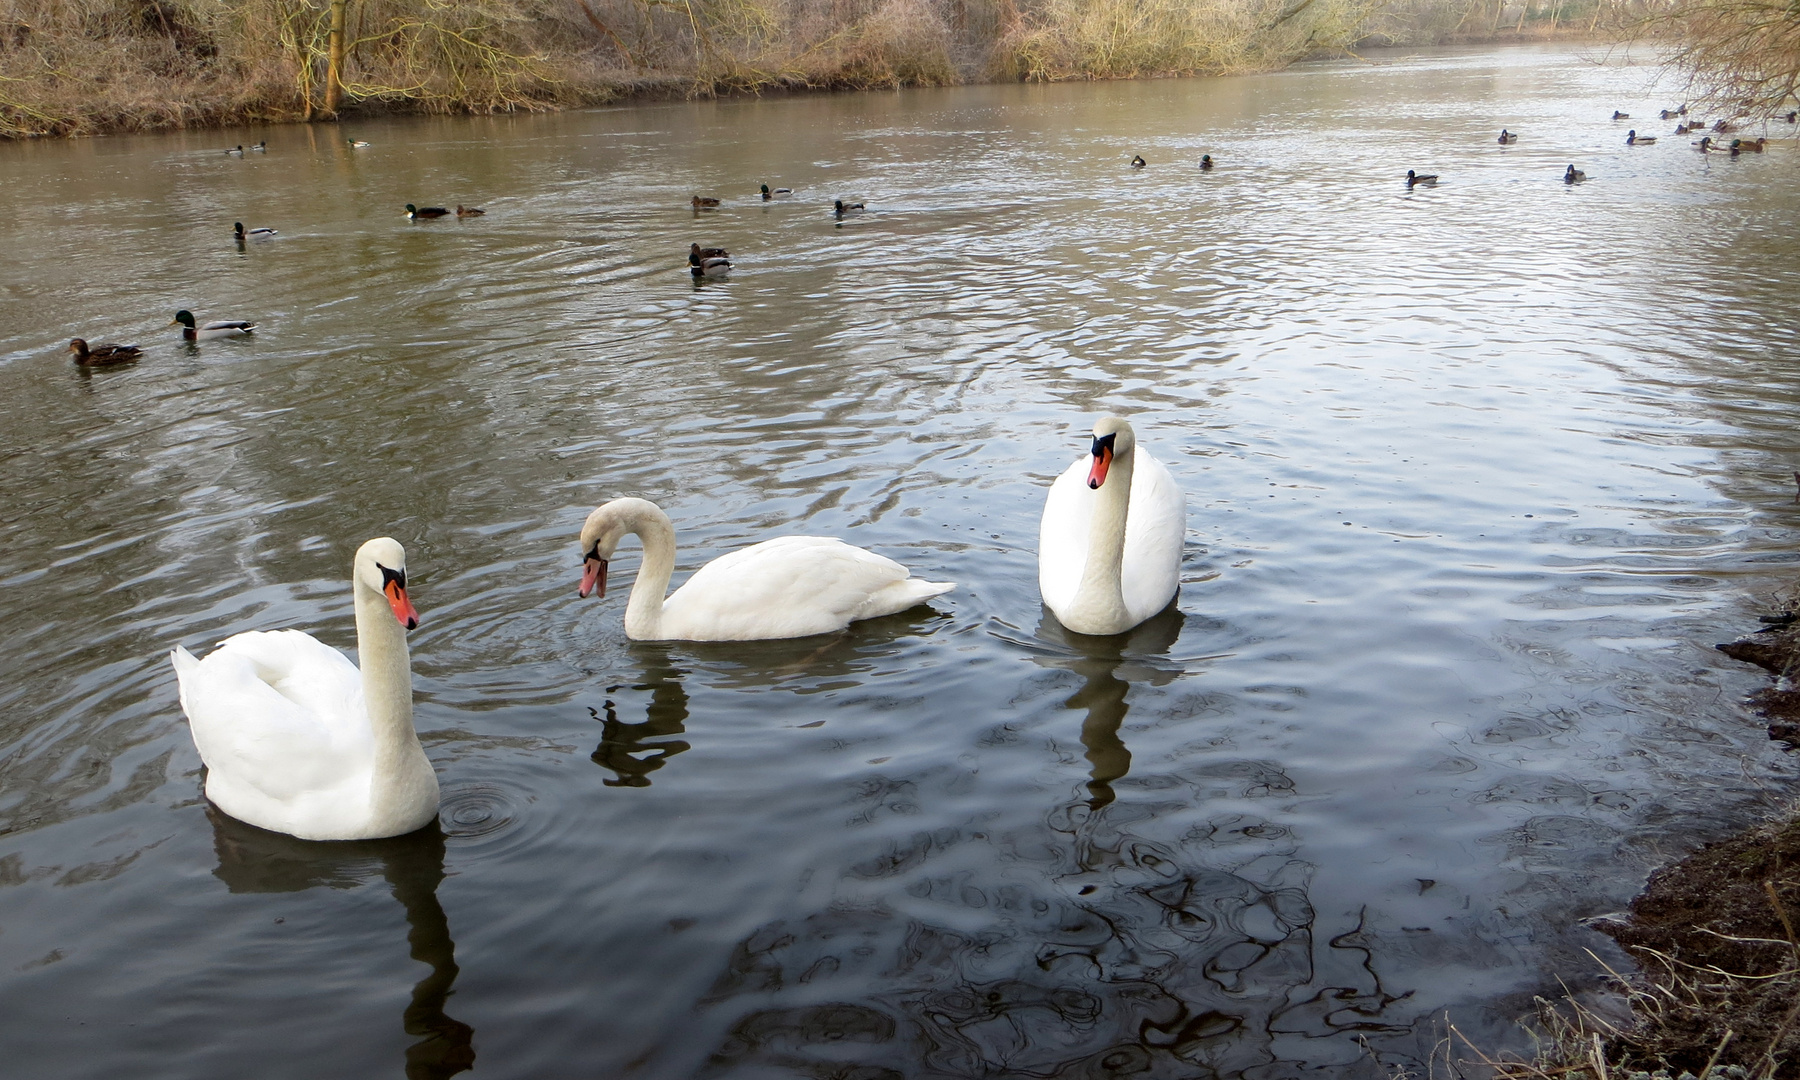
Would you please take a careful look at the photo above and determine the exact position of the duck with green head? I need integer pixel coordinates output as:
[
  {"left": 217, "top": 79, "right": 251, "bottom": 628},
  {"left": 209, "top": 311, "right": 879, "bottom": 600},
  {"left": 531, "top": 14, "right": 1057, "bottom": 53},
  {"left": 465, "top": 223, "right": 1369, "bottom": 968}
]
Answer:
[
  {"left": 761, "top": 184, "right": 792, "bottom": 200},
  {"left": 405, "top": 204, "right": 450, "bottom": 219},
  {"left": 173, "top": 310, "right": 256, "bottom": 340}
]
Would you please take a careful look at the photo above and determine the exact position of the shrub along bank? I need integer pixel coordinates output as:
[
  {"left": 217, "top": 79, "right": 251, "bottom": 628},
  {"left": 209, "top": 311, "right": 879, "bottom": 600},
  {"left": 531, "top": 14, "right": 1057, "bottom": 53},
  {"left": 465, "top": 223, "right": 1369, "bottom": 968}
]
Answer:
[{"left": 0, "top": 0, "right": 1560, "bottom": 137}]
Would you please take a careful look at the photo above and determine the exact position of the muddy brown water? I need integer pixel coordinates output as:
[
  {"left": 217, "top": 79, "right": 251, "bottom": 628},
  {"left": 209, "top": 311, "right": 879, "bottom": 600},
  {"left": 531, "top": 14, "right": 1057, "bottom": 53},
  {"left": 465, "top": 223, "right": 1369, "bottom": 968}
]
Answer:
[{"left": 2, "top": 43, "right": 1799, "bottom": 1079}]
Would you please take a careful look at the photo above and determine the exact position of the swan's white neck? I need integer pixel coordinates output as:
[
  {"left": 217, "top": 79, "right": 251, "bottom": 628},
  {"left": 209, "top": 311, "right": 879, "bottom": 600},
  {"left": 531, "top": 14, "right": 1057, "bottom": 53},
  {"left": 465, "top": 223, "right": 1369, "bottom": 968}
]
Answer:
[
  {"left": 617, "top": 503, "right": 678, "bottom": 641},
  {"left": 1065, "top": 445, "right": 1135, "bottom": 634},
  {"left": 352, "top": 573, "right": 433, "bottom": 827}
]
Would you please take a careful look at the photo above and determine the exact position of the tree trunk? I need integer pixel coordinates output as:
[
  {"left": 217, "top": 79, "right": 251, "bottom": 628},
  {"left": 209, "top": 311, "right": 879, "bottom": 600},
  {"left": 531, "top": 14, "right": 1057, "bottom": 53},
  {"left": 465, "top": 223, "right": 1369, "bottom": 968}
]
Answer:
[{"left": 323, "top": 0, "right": 348, "bottom": 117}]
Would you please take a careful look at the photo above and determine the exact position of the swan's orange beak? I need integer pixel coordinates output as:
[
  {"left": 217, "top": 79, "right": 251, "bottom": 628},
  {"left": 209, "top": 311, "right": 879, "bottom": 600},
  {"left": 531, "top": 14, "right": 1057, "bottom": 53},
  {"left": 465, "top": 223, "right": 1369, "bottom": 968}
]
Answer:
[
  {"left": 579, "top": 556, "right": 607, "bottom": 599},
  {"left": 384, "top": 580, "right": 419, "bottom": 630},
  {"left": 1087, "top": 444, "right": 1113, "bottom": 489}
]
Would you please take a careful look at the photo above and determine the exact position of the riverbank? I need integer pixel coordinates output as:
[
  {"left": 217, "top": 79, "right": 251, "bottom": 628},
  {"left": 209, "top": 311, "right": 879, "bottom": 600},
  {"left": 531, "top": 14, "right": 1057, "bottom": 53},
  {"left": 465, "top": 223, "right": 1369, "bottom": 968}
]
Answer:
[
  {"left": 1491, "top": 595, "right": 1800, "bottom": 1079},
  {"left": 0, "top": 0, "right": 1609, "bottom": 139}
]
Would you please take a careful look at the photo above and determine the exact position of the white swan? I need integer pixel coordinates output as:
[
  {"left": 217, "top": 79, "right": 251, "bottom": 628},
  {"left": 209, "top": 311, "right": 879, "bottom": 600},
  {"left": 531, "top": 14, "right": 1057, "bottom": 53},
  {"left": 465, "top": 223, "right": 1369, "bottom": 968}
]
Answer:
[
  {"left": 577, "top": 497, "right": 955, "bottom": 641},
  {"left": 1039, "top": 416, "right": 1186, "bottom": 635},
  {"left": 169, "top": 538, "right": 439, "bottom": 841}
]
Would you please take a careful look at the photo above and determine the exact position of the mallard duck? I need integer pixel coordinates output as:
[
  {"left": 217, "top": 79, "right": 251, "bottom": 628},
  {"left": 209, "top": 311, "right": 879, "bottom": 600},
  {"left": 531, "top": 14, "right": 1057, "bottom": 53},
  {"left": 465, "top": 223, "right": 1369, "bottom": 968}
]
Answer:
[
  {"left": 1563, "top": 164, "right": 1586, "bottom": 183},
  {"left": 225, "top": 145, "right": 245, "bottom": 156},
  {"left": 1130, "top": 154, "right": 1147, "bottom": 168},
  {"left": 1199, "top": 155, "right": 1214, "bottom": 170},
  {"left": 251, "top": 141, "right": 267, "bottom": 152},
  {"left": 172, "top": 310, "right": 256, "bottom": 340},
  {"left": 1732, "top": 137, "right": 1765, "bottom": 153},
  {"left": 692, "top": 196, "right": 722, "bottom": 208},
  {"left": 348, "top": 138, "right": 371, "bottom": 148},
  {"left": 455, "top": 205, "right": 485, "bottom": 217},
  {"left": 1786, "top": 111, "right": 1798, "bottom": 123},
  {"left": 689, "top": 243, "right": 728, "bottom": 266},
  {"left": 1675, "top": 123, "right": 1693, "bottom": 135},
  {"left": 760, "top": 184, "right": 792, "bottom": 200},
  {"left": 834, "top": 199, "right": 865, "bottom": 216},
  {"left": 233, "top": 222, "right": 277, "bottom": 240},
  {"left": 1712, "top": 119, "right": 1740, "bottom": 133},
  {"left": 1626, "top": 130, "right": 1656, "bottom": 145},
  {"left": 1660, "top": 107, "right": 1686, "bottom": 119},
  {"left": 1405, "top": 169, "right": 1438, "bottom": 187},
  {"left": 691, "top": 256, "right": 732, "bottom": 279},
  {"left": 1498, "top": 129, "right": 1517, "bottom": 143},
  {"left": 1693, "top": 135, "right": 1714, "bottom": 151},
  {"left": 405, "top": 204, "right": 450, "bottom": 219},
  {"left": 1612, "top": 111, "right": 1629, "bottom": 120},
  {"left": 67, "top": 338, "right": 142, "bottom": 366}
]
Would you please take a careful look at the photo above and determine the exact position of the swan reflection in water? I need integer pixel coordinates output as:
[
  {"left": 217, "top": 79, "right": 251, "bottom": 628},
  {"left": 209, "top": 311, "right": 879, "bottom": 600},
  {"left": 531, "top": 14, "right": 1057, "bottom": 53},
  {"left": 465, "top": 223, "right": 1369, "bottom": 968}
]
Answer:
[
  {"left": 207, "top": 809, "right": 475, "bottom": 1079},
  {"left": 589, "top": 646, "right": 692, "bottom": 787},
  {"left": 1033, "top": 604, "right": 1186, "bottom": 809},
  {"left": 588, "top": 609, "right": 950, "bottom": 786}
]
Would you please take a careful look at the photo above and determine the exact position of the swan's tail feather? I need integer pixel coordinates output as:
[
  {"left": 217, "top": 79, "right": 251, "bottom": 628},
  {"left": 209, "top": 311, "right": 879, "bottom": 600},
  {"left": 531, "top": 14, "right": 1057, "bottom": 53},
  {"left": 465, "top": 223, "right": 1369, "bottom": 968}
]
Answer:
[
  {"left": 859, "top": 577, "right": 956, "bottom": 620},
  {"left": 911, "top": 579, "right": 956, "bottom": 601},
  {"left": 170, "top": 645, "right": 199, "bottom": 677}
]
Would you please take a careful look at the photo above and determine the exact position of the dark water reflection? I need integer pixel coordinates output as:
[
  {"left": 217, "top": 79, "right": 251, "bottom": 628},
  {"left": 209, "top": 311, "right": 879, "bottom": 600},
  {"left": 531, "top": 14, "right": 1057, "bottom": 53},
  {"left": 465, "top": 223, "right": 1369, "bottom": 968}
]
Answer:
[
  {"left": 208, "top": 813, "right": 474, "bottom": 1079},
  {"left": 2, "top": 41, "right": 1800, "bottom": 1080},
  {"left": 1031, "top": 606, "right": 1187, "bottom": 810},
  {"left": 591, "top": 649, "right": 692, "bottom": 788}
]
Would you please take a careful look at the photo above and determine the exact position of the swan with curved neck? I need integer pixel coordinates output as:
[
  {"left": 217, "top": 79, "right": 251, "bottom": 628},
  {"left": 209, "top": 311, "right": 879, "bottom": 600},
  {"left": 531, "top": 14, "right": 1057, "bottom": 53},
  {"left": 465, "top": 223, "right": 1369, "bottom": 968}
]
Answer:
[
  {"left": 577, "top": 497, "right": 955, "bottom": 641},
  {"left": 1038, "top": 416, "right": 1186, "bottom": 635},
  {"left": 170, "top": 538, "right": 439, "bottom": 840}
]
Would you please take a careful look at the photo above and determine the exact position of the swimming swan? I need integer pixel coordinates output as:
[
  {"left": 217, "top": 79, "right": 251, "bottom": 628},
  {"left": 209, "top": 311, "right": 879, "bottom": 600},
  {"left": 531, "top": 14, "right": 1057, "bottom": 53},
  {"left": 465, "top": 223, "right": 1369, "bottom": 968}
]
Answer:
[
  {"left": 1038, "top": 416, "right": 1185, "bottom": 635},
  {"left": 169, "top": 538, "right": 438, "bottom": 841},
  {"left": 576, "top": 497, "right": 954, "bottom": 641}
]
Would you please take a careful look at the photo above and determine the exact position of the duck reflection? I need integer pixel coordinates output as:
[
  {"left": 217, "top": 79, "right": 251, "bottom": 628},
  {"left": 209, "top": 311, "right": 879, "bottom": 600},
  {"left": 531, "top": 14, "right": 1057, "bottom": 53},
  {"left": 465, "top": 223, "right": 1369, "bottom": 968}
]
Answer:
[
  {"left": 207, "top": 808, "right": 475, "bottom": 1079},
  {"left": 1033, "top": 605, "right": 1186, "bottom": 810},
  {"left": 589, "top": 645, "right": 691, "bottom": 787}
]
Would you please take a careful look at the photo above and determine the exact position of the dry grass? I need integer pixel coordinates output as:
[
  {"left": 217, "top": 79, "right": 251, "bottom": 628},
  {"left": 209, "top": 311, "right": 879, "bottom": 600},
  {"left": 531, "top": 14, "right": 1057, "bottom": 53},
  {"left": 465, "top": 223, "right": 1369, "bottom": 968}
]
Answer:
[{"left": 0, "top": 0, "right": 1458, "bottom": 136}]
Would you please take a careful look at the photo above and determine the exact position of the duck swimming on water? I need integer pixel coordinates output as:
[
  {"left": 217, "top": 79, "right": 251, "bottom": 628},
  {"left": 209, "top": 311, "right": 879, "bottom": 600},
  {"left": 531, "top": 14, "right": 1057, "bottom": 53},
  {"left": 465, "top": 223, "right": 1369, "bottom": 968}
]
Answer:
[
  {"left": 405, "top": 204, "right": 450, "bottom": 219},
  {"left": 67, "top": 339, "right": 142, "bottom": 365},
  {"left": 233, "top": 222, "right": 276, "bottom": 240},
  {"left": 172, "top": 310, "right": 256, "bottom": 339},
  {"left": 1626, "top": 130, "right": 1656, "bottom": 145},
  {"left": 1130, "top": 155, "right": 1147, "bottom": 168},
  {"left": 1498, "top": 129, "right": 1517, "bottom": 143},
  {"left": 1199, "top": 155, "right": 1213, "bottom": 170},
  {"left": 761, "top": 184, "right": 792, "bottom": 200},
  {"left": 1406, "top": 169, "right": 1438, "bottom": 187},
  {"left": 1564, "top": 164, "right": 1586, "bottom": 183}
]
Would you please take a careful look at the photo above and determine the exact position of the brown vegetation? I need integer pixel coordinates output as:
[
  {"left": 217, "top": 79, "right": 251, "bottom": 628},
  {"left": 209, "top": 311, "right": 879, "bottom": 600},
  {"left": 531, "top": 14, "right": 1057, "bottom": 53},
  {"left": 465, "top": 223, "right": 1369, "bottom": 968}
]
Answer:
[
  {"left": 1628, "top": 0, "right": 1800, "bottom": 116},
  {"left": 0, "top": 0, "right": 1519, "bottom": 138}
]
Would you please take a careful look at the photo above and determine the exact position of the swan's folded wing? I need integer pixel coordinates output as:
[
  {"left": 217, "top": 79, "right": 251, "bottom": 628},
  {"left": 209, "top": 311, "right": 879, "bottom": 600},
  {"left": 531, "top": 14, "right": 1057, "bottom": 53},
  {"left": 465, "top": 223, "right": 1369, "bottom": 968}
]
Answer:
[
  {"left": 174, "top": 630, "right": 368, "bottom": 801},
  {"left": 1038, "top": 457, "right": 1092, "bottom": 615},
  {"left": 1121, "top": 450, "right": 1187, "bottom": 620},
  {"left": 667, "top": 536, "right": 930, "bottom": 639}
]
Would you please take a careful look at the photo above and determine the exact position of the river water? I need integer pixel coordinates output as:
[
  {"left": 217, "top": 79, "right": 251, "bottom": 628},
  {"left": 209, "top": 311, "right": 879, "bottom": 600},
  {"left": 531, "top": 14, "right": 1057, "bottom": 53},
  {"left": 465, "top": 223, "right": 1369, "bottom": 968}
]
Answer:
[{"left": 2, "top": 43, "right": 1798, "bottom": 1079}]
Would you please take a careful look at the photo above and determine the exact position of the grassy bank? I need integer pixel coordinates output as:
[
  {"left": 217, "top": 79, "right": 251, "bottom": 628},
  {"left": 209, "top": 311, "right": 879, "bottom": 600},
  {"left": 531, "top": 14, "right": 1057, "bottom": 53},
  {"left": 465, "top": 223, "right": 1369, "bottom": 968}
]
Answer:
[
  {"left": 0, "top": 0, "right": 1607, "bottom": 138},
  {"left": 1474, "top": 596, "right": 1800, "bottom": 1080}
]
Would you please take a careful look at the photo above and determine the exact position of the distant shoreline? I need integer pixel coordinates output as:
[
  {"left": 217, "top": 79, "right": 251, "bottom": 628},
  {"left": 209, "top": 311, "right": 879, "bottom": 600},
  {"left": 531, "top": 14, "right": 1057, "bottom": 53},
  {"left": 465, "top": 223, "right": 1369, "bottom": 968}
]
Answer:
[{"left": 1, "top": 23, "right": 1610, "bottom": 142}]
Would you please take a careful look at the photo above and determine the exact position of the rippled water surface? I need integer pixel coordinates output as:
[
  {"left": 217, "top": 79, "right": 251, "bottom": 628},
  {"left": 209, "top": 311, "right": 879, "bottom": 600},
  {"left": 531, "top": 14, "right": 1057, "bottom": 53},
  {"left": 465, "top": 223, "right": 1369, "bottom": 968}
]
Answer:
[{"left": 4, "top": 43, "right": 1800, "bottom": 1078}]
